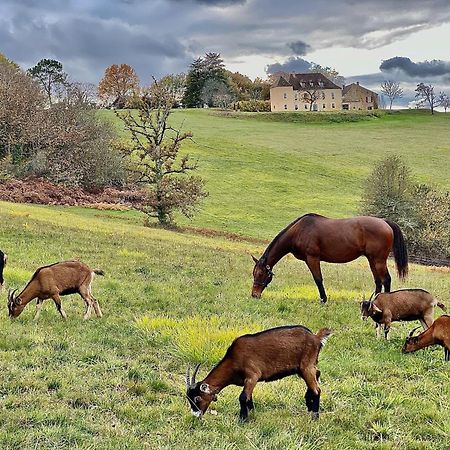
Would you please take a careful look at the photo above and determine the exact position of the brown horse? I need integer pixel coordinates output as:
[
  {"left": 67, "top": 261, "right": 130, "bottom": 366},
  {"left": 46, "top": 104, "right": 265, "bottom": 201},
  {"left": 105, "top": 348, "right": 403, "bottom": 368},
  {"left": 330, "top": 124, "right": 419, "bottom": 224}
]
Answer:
[{"left": 251, "top": 214, "right": 408, "bottom": 303}]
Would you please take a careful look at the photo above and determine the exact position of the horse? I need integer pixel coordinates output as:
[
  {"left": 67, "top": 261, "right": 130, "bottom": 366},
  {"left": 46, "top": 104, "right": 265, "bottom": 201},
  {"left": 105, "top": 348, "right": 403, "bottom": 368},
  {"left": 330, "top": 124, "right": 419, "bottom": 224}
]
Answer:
[
  {"left": 0, "top": 250, "right": 6, "bottom": 290},
  {"left": 251, "top": 214, "right": 408, "bottom": 303}
]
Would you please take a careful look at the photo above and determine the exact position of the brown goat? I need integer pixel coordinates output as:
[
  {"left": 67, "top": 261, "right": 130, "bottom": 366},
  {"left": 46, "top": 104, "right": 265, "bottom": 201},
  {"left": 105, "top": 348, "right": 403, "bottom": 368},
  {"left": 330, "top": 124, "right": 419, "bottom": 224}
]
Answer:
[
  {"left": 186, "top": 325, "right": 332, "bottom": 422},
  {"left": 402, "top": 315, "right": 450, "bottom": 361},
  {"left": 7, "top": 260, "right": 104, "bottom": 320},
  {"left": 360, "top": 289, "right": 445, "bottom": 339}
]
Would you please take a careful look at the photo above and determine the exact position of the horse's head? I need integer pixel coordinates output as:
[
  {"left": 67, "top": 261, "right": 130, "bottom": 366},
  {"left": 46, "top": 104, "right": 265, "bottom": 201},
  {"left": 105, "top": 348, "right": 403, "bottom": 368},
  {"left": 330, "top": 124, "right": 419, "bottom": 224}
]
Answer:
[{"left": 251, "top": 255, "right": 274, "bottom": 298}]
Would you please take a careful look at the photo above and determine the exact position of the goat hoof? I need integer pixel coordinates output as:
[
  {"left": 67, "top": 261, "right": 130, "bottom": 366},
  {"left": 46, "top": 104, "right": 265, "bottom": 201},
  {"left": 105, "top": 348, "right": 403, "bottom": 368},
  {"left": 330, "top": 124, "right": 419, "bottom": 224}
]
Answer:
[{"left": 311, "top": 412, "right": 319, "bottom": 420}]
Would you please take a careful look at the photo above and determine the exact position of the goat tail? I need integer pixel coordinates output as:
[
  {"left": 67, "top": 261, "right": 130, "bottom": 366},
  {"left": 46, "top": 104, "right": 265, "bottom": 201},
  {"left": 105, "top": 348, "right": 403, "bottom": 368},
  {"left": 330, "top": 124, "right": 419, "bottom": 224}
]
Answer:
[
  {"left": 93, "top": 269, "right": 105, "bottom": 276},
  {"left": 316, "top": 328, "right": 333, "bottom": 347},
  {"left": 436, "top": 301, "right": 446, "bottom": 311},
  {"left": 385, "top": 219, "right": 409, "bottom": 280}
]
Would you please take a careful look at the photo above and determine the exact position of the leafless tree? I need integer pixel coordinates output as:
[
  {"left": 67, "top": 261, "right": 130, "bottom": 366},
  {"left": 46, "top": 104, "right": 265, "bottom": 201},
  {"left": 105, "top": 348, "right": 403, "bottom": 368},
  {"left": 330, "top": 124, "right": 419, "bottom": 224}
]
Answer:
[
  {"left": 116, "top": 79, "right": 207, "bottom": 225},
  {"left": 415, "top": 83, "right": 438, "bottom": 115},
  {"left": 301, "top": 88, "right": 321, "bottom": 111},
  {"left": 380, "top": 80, "right": 403, "bottom": 110},
  {"left": 438, "top": 92, "right": 449, "bottom": 113}
]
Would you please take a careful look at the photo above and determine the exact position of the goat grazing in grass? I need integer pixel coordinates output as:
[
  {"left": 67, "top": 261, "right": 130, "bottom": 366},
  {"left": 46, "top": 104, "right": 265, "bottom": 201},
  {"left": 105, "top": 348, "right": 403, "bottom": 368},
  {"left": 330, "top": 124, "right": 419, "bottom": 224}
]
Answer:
[
  {"left": 186, "top": 325, "right": 332, "bottom": 422},
  {"left": 402, "top": 315, "right": 450, "bottom": 361},
  {"left": 360, "top": 289, "right": 446, "bottom": 339},
  {"left": 0, "top": 250, "right": 6, "bottom": 290},
  {"left": 7, "top": 260, "right": 104, "bottom": 320}
]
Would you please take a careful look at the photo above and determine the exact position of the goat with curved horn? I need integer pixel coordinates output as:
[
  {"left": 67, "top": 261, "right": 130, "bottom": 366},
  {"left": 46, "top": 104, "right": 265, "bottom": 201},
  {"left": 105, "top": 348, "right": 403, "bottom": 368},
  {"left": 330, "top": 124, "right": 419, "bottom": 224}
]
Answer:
[{"left": 408, "top": 326, "right": 421, "bottom": 337}]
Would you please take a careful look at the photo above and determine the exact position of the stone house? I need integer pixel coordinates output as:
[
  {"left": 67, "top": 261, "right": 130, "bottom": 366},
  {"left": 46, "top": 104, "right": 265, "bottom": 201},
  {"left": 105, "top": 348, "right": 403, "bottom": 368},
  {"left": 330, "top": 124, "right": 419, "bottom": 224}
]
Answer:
[{"left": 342, "top": 82, "right": 378, "bottom": 110}]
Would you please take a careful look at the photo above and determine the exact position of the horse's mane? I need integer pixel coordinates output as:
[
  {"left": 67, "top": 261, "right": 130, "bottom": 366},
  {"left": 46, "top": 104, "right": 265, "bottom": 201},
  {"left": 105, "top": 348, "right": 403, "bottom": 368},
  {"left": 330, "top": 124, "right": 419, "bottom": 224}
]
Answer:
[{"left": 261, "top": 213, "right": 320, "bottom": 261}]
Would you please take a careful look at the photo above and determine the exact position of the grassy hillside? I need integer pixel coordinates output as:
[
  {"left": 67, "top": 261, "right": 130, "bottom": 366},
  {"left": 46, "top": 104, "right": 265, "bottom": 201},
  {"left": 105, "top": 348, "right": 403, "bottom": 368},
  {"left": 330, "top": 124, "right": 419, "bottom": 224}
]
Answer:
[
  {"left": 0, "top": 201, "right": 449, "bottom": 449},
  {"left": 1, "top": 110, "right": 449, "bottom": 449},
  {"left": 106, "top": 108, "right": 450, "bottom": 239}
]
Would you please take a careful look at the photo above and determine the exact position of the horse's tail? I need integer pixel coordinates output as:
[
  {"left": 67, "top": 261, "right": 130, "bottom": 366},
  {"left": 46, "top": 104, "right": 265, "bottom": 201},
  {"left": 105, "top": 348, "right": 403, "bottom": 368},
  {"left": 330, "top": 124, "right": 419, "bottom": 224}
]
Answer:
[{"left": 385, "top": 219, "right": 409, "bottom": 280}]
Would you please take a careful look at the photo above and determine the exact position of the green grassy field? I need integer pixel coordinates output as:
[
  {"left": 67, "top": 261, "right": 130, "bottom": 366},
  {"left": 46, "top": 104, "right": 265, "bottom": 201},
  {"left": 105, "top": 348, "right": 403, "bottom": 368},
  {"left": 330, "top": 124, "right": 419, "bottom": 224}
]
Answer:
[{"left": 1, "top": 109, "right": 450, "bottom": 449}]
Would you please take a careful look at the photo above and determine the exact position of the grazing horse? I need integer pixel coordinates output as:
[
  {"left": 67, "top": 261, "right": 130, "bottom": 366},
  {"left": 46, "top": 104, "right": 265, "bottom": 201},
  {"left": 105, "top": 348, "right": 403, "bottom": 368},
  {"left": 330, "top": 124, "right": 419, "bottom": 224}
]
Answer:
[
  {"left": 0, "top": 250, "right": 6, "bottom": 289},
  {"left": 251, "top": 214, "right": 408, "bottom": 303}
]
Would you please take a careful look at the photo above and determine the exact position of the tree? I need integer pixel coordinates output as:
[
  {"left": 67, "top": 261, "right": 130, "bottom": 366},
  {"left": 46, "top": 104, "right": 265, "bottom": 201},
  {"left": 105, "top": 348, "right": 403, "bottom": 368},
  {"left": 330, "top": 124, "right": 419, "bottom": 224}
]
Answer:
[
  {"left": 438, "top": 92, "right": 449, "bottom": 113},
  {"left": 415, "top": 83, "right": 438, "bottom": 115},
  {"left": 183, "top": 53, "right": 226, "bottom": 108},
  {"left": 28, "top": 59, "right": 67, "bottom": 105},
  {"left": 380, "top": 80, "right": 403, "bottom": 111},
  {"left": 201, "top": 78, "right": 235, "bottom": 108},
  {"left": 98, "top": 63, "right": 140, "bottom": 107},
  {"left": 360, "top": 155, "right": 417, "bottom": 231},
  {"left": 0, "top": 53, "right": 20, "bottom": 70},
  {"left": 116, "top": 79, "right": 207, "bottom": 225},
  {"left": 301, "top": 88, "right": 321, "bottom": 111},
  {"left": 157, "top": 73, "right": 187, "bottom": 107}
]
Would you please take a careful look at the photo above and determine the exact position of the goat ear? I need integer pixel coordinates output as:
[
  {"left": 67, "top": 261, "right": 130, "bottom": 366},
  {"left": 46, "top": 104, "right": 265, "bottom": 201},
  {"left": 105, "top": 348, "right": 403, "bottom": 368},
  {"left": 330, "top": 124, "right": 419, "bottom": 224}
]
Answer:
[
  {"left": 372, "top": 304, "right": 382, "bottom": 313},
  {"left": 251, "top": 255, "right": 258, "bottom": 264},
  {"left": 14, "top": 297, "right": 22, "bottom": 306},
  {"left": 200, "top": 383, "right": 211, "bottom": 394}
]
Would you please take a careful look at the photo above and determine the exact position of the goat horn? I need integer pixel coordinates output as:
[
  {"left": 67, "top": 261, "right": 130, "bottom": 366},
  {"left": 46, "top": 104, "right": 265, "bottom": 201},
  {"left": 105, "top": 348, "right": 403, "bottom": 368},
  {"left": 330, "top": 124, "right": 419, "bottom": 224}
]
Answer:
[
  {"left": 409, "top": 327, "right": 421, "bottom": 337},
  {"left": 191, "top": 363, "right": 201, "bottom": 385},
  {"left": 186, "top": 367, "right": 191, "bottom": 387}
]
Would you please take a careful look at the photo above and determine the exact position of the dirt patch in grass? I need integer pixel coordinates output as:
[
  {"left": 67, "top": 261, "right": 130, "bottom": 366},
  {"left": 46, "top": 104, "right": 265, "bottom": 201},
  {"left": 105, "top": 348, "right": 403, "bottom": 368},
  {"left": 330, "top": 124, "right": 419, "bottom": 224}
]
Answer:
[{"left": 0, "top": 177, "right": 146, "bottom": 209}]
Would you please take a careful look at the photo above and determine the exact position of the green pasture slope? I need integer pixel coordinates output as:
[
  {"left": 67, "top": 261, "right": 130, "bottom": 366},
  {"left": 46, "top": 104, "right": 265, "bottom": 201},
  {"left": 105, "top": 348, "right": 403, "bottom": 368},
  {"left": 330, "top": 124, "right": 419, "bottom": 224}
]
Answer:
[{"left": 0, "top": 110, "right": 449, "bottom": 449}]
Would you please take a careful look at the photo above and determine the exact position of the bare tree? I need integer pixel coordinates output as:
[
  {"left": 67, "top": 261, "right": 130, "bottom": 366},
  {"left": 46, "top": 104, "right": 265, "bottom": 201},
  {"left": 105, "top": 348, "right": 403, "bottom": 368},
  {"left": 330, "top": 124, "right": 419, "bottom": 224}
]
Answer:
[
  {"left": 438, "top": 92, "right": 449, "bottom": 113},
  {"left": 301, "top": 88, "right": 320, "bottom": 111},
  {"left": 380, "top": 80, "right": 403, "bottom": 111},
  {"left": 116, "top": 79, "right": 207, "bottom": 225},
  {"left": 415, "top": 83, "right": 438, "bottom": 115}
]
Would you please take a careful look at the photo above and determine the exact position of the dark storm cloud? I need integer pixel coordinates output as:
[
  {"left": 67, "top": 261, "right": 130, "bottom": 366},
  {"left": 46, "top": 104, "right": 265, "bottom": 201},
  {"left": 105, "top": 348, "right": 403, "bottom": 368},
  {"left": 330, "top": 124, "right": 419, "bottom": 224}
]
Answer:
[
  {"left": 380, "top": 57, "right": 450, "bottom": 78},
  {"left": 2, "top": 0, "right": 450, "bottom": 82},
  {"left": 266, "top": 57, "right": 312, "bottom": 75},
  {"left": 288, "top": 41, "right": 311, "bottom": 56}
]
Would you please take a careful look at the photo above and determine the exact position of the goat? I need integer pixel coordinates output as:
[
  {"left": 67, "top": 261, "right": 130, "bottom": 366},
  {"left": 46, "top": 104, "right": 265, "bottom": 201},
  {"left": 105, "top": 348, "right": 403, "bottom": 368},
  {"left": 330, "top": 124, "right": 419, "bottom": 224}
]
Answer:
[
  {"left": 186, "top": 325, "right": 332, "bottom": 422},
  {"left": 360, "top": 289, "right": 446, "bottom": 339},
  {"left": 402, "top": 315, "right": 450, "bottom": 361},
  {"left": 7, "top": 260, "right": 104, "bottom": 320},
  {"left": 0, "top": 250, "right": 6, "bottom": 289}
]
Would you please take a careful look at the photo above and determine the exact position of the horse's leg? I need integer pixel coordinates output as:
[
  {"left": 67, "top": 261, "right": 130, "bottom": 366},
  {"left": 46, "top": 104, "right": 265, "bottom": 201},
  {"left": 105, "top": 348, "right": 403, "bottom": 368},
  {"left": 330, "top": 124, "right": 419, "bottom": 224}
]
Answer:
[
  {"left": 383, "top": 267, "right": 391, "bottom": 293},
  {"left": 368, "top": 257, "right": 384, "bottom": 294},
  {"left": 306, "top": 256, "right": 327, "bottom": 303}
]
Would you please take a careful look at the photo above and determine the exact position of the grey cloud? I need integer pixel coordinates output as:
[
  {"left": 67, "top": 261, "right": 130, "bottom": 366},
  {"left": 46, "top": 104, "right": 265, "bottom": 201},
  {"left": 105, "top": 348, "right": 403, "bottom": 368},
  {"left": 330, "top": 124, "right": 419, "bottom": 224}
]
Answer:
[
  {"left": 2, "top": 0, "right": 450, "bottom": 83},
  {"left": 288, "top": 41, "right": 311, "bottom": 56},
  {"left": 380, "top": 57, "right": 450, "bottom": 78},
  {"left": 266, "top": 57, "right": 312, "bottom": 75}
]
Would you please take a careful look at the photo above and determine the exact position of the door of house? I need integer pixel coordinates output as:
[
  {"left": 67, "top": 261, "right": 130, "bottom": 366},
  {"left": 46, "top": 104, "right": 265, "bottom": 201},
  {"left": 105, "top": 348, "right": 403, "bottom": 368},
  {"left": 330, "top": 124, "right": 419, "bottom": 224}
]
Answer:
[{"left": 312, "top": 103, "right": 318, "bottom": 111}]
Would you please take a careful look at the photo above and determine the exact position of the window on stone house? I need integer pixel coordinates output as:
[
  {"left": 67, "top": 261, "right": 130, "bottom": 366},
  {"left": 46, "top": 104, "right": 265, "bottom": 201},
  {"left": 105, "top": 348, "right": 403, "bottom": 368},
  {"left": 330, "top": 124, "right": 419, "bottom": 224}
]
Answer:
[
  {"left": 295, "top": 104, "right": 298, "bottom": 110},
  {"left": 304, "top": 104, "right": 308, "bottom": 109},
  {"left": 332, "top": 103, "right": 335, "bottom": 108},
  {"left": 322, "top": 92, "right": 325, "bottom": 100},
  {"left": 283, "top": 93, "right": 287, "bottom": 99},
  {"left": 331, "top": 92, "right": 335, "bottom": 100},
  {"left": 284, "top": 104, "right": 287, "bottom": 110}
]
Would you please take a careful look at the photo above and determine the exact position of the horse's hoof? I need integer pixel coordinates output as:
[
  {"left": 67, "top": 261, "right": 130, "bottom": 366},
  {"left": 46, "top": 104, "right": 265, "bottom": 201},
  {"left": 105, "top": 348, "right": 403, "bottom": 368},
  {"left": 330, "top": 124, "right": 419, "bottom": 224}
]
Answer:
[{"left": 320, "top": 298, "right": 327, "bottom": 304}]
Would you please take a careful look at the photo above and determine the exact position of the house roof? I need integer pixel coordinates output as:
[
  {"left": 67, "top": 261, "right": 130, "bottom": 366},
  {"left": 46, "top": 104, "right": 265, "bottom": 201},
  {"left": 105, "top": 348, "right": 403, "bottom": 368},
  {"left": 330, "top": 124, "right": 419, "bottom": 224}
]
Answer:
[
  {"left": 272, "top": 72, "right": 341, "bottom": 90},
  {"left": 343, "top": 83, "right": 378, "bottom": 97}
]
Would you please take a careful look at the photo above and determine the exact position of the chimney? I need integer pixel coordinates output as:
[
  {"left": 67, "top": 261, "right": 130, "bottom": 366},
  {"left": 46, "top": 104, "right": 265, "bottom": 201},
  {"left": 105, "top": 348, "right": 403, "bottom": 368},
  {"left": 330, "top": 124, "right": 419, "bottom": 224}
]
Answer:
[{"left": 356, "top": 81, "right": 359, "bottom": 85}]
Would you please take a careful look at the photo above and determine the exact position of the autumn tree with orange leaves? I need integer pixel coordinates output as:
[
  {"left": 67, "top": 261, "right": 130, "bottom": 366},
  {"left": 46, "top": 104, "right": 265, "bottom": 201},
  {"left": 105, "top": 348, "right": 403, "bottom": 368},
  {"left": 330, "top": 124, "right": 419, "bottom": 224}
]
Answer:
[{"left": 98, "top": 64, "right": 140, "bottom": 107}]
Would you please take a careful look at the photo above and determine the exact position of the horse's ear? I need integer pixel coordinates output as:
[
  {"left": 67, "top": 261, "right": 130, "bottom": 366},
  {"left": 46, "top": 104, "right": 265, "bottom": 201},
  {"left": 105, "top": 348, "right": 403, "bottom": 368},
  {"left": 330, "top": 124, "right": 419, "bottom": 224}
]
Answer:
[{"left": 251, "top": 255, "right": 258, "bottom": 264}]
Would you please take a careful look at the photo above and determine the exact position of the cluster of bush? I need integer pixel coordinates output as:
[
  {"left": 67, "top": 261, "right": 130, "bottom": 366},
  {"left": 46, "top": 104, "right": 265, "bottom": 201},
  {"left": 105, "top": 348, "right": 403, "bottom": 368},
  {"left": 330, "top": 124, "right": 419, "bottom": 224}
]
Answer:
[
  {"left": 361, "top": 155, "right": 450, "bottom": 259},
  {"left": 231, "top": 100, "right": 271, "bottom": 112},
  {"left": 0, "top": 58, "right": 124, "bottom": 191}
]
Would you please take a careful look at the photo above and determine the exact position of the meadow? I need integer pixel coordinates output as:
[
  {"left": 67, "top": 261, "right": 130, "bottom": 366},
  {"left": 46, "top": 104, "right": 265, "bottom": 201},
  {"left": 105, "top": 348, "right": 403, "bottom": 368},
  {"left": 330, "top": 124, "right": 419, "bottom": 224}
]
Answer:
[{"left": 0, "top": 109, "right": 449, "bottom": 449}]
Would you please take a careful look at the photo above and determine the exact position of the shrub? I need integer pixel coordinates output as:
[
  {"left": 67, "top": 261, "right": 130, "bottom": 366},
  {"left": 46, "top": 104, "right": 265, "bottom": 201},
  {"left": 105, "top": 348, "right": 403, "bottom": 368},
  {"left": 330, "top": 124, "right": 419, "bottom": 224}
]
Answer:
[
  {"left": 232, "top": 100, "right": 271, "bottom": 112},
  {"left": 361, "top": 155, "right": 450, "bottom": 259}
]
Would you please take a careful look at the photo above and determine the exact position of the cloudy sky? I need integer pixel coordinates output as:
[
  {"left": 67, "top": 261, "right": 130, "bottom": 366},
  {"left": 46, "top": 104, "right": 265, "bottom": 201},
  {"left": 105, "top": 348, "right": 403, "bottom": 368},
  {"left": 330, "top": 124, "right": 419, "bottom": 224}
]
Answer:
[{"left": 2, "top": 0, "right": 450, "bottom": 104}]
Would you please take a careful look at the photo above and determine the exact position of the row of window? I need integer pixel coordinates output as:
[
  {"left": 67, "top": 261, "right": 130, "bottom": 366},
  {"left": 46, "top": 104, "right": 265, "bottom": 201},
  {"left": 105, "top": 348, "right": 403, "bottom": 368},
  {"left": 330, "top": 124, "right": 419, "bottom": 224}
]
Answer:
[
  {"left": 286, "top": 103, "right": 336, "bottom": 110},
  {"left": 284, "top": 92, "right": 336, "bottom": 100}
]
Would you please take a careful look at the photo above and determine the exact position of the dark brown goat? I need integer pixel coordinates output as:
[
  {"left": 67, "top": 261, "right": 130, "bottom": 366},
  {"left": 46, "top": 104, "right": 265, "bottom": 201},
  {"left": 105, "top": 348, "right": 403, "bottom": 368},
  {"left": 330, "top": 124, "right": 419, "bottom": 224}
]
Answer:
[
  {"left": 0, "top": 250, "right": 6, "bottom": 289},
  {"left": 186, "top": 325, "right": 332, "bottom": 421},
  {"left": 7, "top": 260, "right": 104, "bottom": 320},
  {"left": 402, "top": 315, "right": 450, "bottom": 361},
  {"left": 360, "top": 289, "right": 445, "bottom": 339}
]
